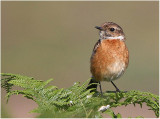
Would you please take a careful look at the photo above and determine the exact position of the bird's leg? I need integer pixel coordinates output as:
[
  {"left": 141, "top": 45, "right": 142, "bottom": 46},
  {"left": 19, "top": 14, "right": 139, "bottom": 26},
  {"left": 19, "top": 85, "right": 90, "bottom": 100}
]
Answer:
[
  {"left": 99, "top": 81, "right": 103, "bottom": 95},
  {"left": 111, "top": 81, "right": 120, "bottom": 92}
]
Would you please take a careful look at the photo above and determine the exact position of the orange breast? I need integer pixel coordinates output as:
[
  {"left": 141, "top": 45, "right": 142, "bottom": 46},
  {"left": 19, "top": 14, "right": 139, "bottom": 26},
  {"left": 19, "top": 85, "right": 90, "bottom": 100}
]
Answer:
[{"left": 90, "top": 39, "right": 129, "bottom": 82}]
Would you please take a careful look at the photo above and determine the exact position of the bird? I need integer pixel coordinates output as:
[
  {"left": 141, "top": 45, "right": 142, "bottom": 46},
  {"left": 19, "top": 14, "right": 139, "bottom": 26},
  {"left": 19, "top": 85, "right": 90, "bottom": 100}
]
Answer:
[{"left": 86, "top": 22, "right": 129, "bottom": 93}]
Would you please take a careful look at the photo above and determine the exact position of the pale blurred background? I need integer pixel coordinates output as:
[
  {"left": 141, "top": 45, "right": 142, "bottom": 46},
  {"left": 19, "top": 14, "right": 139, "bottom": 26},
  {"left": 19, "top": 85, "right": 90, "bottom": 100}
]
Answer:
[{"left": 1, "top": 1, "right": 158, "bottom": 118}]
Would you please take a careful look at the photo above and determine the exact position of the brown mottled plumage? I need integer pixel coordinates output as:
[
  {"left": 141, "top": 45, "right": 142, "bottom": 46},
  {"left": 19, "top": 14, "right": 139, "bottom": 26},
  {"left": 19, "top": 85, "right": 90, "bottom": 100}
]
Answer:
[{"left": 87, "top": 22, "right": 129, "bottom": 92}]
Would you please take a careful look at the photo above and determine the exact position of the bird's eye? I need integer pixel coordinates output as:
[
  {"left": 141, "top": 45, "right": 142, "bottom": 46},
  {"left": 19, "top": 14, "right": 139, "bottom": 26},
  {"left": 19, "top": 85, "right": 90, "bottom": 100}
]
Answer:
[{"left": 110, "top": 28, "right": 115, "bottom": 32}]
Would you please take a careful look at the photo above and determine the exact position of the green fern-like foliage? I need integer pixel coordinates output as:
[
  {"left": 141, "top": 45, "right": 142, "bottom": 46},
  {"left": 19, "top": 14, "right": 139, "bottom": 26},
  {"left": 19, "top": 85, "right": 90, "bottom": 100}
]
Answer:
[{"left": 1, "top": 73, "right": 159, "bottom": 118}]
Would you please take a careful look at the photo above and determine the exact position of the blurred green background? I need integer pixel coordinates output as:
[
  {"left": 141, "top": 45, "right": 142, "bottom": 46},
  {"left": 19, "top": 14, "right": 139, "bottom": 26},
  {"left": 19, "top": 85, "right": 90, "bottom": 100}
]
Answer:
[{"left": 2, "top": 1, "right": 158, "bottom": 118}]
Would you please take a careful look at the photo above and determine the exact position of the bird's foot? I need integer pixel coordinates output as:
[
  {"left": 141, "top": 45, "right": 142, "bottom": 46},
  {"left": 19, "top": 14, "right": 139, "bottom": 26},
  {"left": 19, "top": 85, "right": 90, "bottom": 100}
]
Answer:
[{"left": 116, "top": 88, "right": 120, "bottom": 92}]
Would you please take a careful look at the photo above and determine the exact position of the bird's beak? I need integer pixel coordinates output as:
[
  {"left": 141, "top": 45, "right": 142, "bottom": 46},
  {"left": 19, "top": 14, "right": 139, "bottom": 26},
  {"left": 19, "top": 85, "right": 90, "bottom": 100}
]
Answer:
[{"left": 95, "top": 26, "right": 103, "bottom": 30}]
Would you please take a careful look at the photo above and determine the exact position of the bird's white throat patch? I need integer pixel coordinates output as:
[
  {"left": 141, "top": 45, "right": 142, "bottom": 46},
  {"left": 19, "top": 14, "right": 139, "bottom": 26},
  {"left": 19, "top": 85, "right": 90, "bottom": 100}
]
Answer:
[
  {"left": 107, "top": 36, "right": 124, "bottom": 41},
  {"left": 99, "top": 31, "right": 124, "bottom": 41}
]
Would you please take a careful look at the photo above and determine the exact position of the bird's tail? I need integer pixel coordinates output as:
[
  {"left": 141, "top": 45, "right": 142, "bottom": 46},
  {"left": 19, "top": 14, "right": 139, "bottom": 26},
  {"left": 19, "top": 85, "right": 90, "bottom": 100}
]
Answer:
[{"left": 86, "top": 77, "right": 98, "bottom": 90}]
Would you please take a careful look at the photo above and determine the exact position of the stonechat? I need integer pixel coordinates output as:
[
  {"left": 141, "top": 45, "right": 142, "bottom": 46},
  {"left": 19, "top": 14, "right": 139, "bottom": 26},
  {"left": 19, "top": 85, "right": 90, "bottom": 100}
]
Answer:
[{"left": 87, "top": 22, "right": 129, "bottom": 93}]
